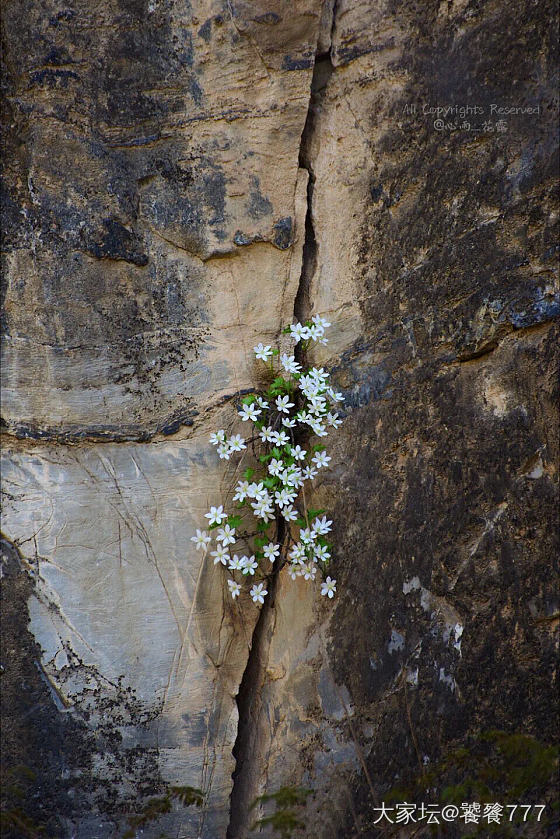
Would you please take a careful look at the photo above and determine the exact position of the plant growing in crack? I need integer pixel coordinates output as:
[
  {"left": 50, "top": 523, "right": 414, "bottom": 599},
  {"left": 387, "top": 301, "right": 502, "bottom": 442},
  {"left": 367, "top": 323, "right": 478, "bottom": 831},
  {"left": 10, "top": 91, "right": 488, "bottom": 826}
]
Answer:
[
  {"left": 250, "top": 786, "right": 313, "bottom": 838},
  {"left": 192, "top": 316, "right": 343, "bottom": 604}
]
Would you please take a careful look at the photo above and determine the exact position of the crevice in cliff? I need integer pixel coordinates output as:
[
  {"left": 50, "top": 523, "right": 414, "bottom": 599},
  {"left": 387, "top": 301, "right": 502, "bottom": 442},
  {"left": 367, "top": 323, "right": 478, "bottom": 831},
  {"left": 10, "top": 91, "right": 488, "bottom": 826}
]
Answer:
[
  {"left": 226, "top": 17, "right": 336, "bottom": 838},
  {"left": 226, "top": 531, "right": 281, "bottom": 839},
  {"left": 294, "top": 50, "right": 334, "bottom": 326}
]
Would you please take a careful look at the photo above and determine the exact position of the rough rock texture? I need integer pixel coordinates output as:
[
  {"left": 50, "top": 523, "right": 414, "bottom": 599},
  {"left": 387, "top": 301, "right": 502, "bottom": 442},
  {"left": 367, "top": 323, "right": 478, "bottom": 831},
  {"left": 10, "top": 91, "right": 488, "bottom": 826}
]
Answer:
[{"left": 1, "top": 0, "right": 558, "bottom": 837}]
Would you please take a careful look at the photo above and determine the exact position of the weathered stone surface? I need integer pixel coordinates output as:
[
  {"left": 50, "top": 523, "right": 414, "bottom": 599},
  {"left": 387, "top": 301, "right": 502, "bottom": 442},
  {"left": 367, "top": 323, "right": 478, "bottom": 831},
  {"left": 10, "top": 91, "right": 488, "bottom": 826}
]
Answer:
[
  {"left": 1, "top": 0, "right": 319, "bottom": 438},
  {"left": 1, "top": 0, "right": 558, "bottom": 837},
  {"left": 1, "top": 433, "right": 263, "bottom": 836}
]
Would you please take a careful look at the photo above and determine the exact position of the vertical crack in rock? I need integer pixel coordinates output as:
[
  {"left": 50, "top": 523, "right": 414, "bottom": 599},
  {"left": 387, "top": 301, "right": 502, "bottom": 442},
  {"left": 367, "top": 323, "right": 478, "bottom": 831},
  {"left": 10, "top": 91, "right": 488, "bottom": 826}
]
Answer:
[
  {"left": 294, "top": 50, "right": 334, "bottom": 327},
  {"left": 226, "top": 523, "right": 283, "bottom": 839},
  {"left": 226, "top": 9, "right": 336, "bottom": 837}
]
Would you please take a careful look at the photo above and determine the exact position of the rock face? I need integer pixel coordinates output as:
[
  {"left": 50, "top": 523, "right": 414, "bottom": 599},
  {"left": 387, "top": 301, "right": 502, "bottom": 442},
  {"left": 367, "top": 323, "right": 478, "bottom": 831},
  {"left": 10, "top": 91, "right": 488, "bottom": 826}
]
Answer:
[{"left": 1, "top": 0, "right": 558, "bottom": 837}]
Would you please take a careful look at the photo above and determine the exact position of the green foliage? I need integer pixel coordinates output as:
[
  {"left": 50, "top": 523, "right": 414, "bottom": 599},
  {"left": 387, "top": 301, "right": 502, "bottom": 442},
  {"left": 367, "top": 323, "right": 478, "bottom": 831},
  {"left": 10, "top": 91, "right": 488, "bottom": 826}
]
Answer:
[
  {"left": 385, "top": 730, "right": 558, "bottom": 835},
  {"left": 122, "top": 785, "right": 203, "bottom": 839},
  {"left": 251, "top": 786, "right": 313, "bottom": 838},
  {"left": 267, "top": 377, "right": 290, "bottom": 397},
  {"left": 227, "top": 515, "right": 243, "bottom": 529},
  {"left": 0, "top": 766, "right": 45, "bottom": 839}
]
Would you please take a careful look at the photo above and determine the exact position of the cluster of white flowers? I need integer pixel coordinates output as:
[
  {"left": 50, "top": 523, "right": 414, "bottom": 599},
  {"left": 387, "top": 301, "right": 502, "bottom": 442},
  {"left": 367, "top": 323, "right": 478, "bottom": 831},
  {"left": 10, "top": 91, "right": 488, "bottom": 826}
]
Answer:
[{"left": 192, "top": 317, "right": 342, "bottom": 605}]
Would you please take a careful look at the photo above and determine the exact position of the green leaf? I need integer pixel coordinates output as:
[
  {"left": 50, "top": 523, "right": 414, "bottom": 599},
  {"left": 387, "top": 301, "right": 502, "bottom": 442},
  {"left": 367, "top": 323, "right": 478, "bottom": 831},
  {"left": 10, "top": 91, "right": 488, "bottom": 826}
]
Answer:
[
  {"left": 243, "top": 468, "right": 254, "bottom": 481},
  {"left": 259, "top": 453, "right": 271, "bottom": 464},
  {"left": 295, "top": 517, "right": 306, "bottom": 527},
  {"left": 242, "top": 394, "right": 256, "bottom": 405},
  {"left": 254, "top": 536, "right": 267, "bottom": 548},
  {"left": 169, "top": 786, "right": 204, "bottom": 807},
  {"left": 313, "top": 444, "right": 326, "bottom": 452},
  {"left": 227, "top": 515, "right": 242, "bottom": 528},
  {"left": 257, "top": 521, "right": 270, "bottom": 532},
  {"left": 271, "top": 447, "right": 282, "bottom": 459},
  {"left": 308, "top": 509, "right": 325, "bottom": 519}
]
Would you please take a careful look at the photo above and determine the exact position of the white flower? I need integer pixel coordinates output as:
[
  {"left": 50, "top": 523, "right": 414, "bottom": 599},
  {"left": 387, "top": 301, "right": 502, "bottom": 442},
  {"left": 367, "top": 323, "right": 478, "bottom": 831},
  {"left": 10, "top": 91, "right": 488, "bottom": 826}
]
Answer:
[
  {"left": 309, "top": 367, "right": 328, "bottom": 387},
  {"left": 272, "top": 430, "right": 289, "bottom": 446},
  {"left": 209, "top": 430, "right": 226, "bottom": 445},
  {"left": 256, "top": 396, "right": 269, "bottom": 409},
  {"left": 282, "top": 505, "right": 298, "bottom": 522},
  {"left": 281, "top": 466, "right": 303, "bottom": 488},
  {"left": 289, "top": 543, "right": 306, "bottom": 562},
  {"left": 303, "top": 465, "right": 318, "bottom": 481},
  {"left": 210, "top": 544, "right": 229, "bottom": 566},
  {"left": 254, "top": 343, "right": 273, "bottom": 361},
  {"left": 250, "top": 582, "right": 268, "bottom": 604},
  {"left": 228, "top": 433, "right": 246, "bottom": 452},
  {"left": 233, "top": 480, "right": 250, "bottom": 502},
  {"left": 228, "top": 554, "right": 244, "bottom": 571},
  {"left": 299, "top": 528, "right": 316, "bottom": 545},
  {"left": 282, "top": 417, "right": 296, "bottom": 428},
  {"left": 205, "top": 505, "right": 227, "bottom": 525},
  {"left": 275, "top": 488, "right": 296, "bottom": 508},
  {"left": 309, "top": 396, "right": 327, "bottom": 414},
  {"left": 327, "top": 387, "right": 344, "bottom": 402},
  {"left": 217, "top": 442, "right": 231, "bottom": 460},
  {"left": 288, "top": 562, "right": 302, "bottom": 580},
  {"left": 289, "top": 322, "right": 311, "bottom": 343},
  {"left": 290, "top": 445, "right": 307, "bottom": 461},
  {"left": 259, "top": 425, "right": 275, "bottom": 442},
  {"left": 263, "top": 543, "right": 280, "bottom": 562},
  {"left": 321, "top": 576, "right": 336, "bottom": 598},
  {"left": 242, "top": 556, "right": 258, "bottom": 576},
  {"left": 314, "top": 544, "right": 331, "bottom": 562},
  {"left": 238, "top": 403, "right": 262, "bottom": 422},
  {"left": 312, "top": 314, "right": 331, "bottom": 330},
  {"left": 228, "top": 579, "right": 241, "bottom": 599},
  {"left": 268, "top": 458, "right": 284, "bottom": 477},
  {"left": 251, "top": 499, "right": 275, "bottom": 521},
  {"left": 302, "top": 563, "right": 317, "bottom": 581},
  {"left": 326, "top": 412, "right": 342, "bottom": 428},
  {"left": 276, "top": 395, "right": 295, "bottom": 414},
  {"left": 310, "top": 421, "right": 328, "bottom": 437},
  {"left": 216, "top": 524, "right": 236, "bottom": 546},
  {"left": 308, "top": 324, "right": 324, "bottom": 342},
  {"left": 299, "top": 377, "right": 319, "bottom": 399},
  {"left": 311, "top": 451, "right": 331, "bottom": 469},
  {"left": 247, "top": 482, "right": 264, "bottom": 499},
  {"left": 312, "top": 516, "right": 332, "bottom": 534},
  {"left": 280, "top": 354, "right": 301, "bottom": 375},
  {"left": 191, "top": 529, "right": 211, "bottom": 550}
]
